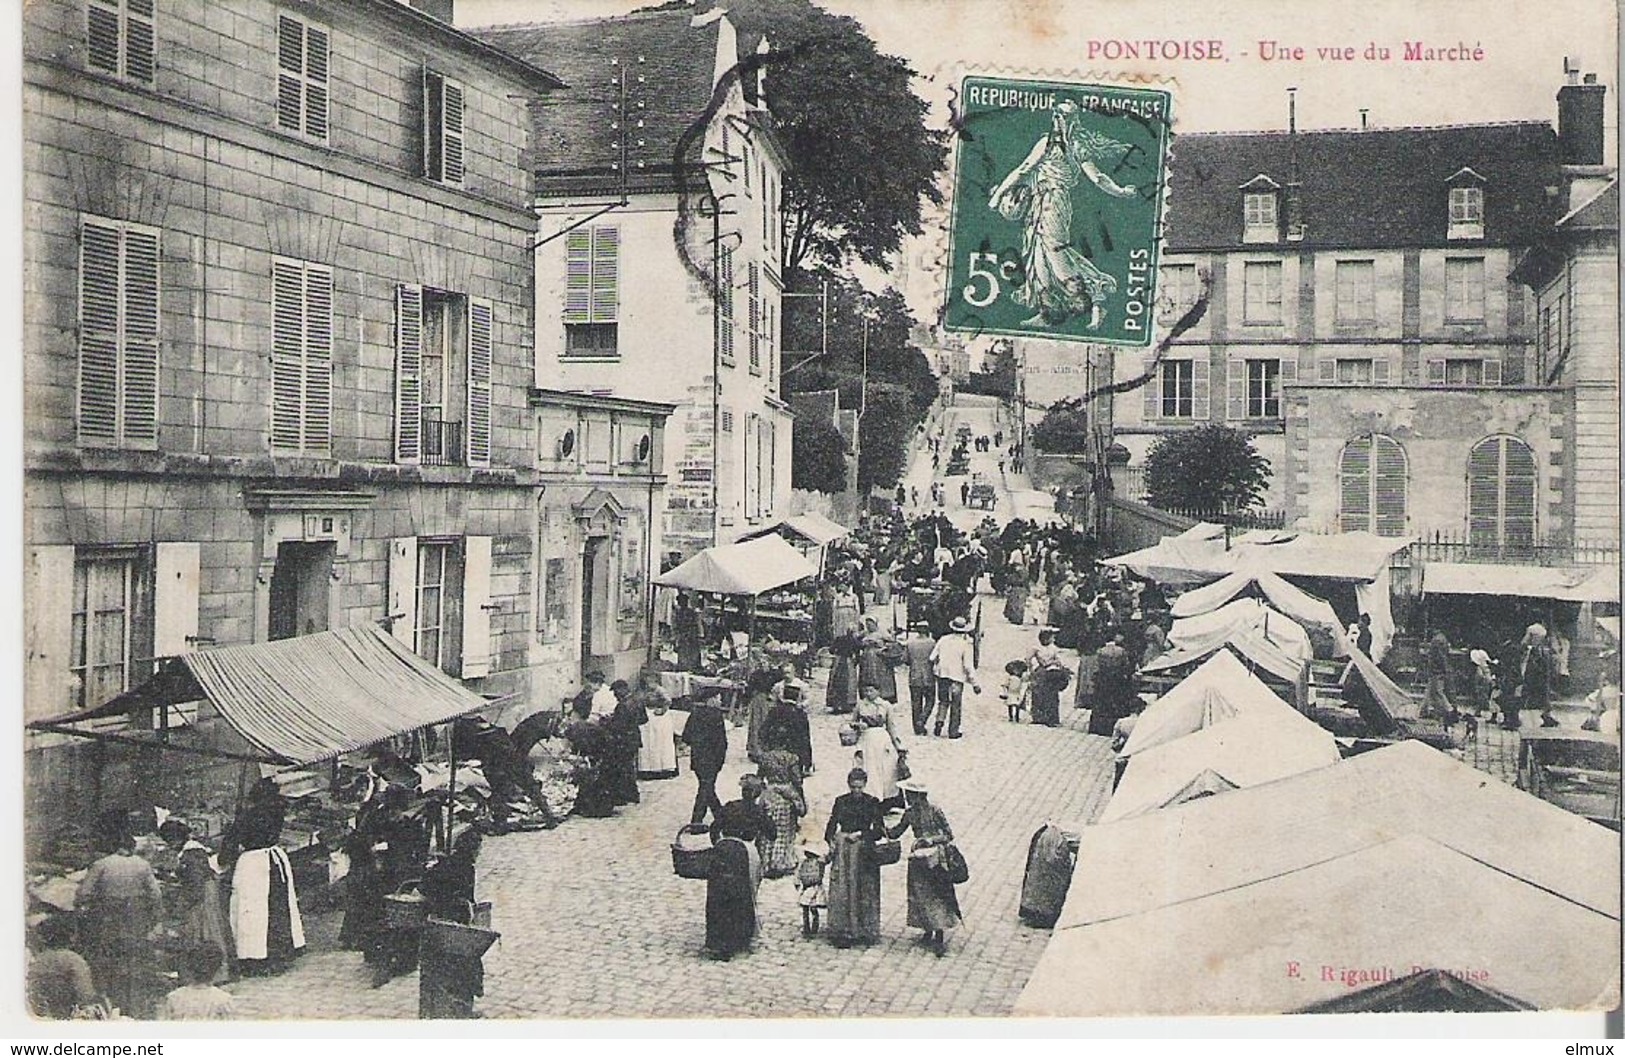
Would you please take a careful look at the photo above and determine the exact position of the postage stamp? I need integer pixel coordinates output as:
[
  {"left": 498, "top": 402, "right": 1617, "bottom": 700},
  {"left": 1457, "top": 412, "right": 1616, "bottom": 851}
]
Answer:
[{"left": 944, "top": 75, "right": 1173, "bottom": 347}]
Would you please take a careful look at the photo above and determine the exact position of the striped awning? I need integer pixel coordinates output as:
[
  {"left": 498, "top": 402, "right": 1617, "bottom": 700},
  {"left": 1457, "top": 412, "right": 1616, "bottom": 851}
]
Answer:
[{"left": 29, "top": 626, "right": 490, "bottom": 766}]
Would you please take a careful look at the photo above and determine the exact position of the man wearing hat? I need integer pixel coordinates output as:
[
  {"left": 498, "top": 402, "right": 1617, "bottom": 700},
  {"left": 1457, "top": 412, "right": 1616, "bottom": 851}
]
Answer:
[
  {"left": 928, "top": 616, "right": 982, "bottom": 739},
  {"left": 903, "top": 621, "right": 939, "bottom": 737},
  {"left": 681, "top": 686, "right": 730, "bottom": 825}
]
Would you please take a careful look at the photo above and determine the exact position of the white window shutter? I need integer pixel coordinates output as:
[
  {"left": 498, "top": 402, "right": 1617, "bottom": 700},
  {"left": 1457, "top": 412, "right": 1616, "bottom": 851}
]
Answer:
[
  {"left": 78, "top": 220, "right": 121, "bottom": 444},
  {"left": 394, "top": 284, "right": 423, "bottom": 463},
  {"left": 442, "top": 79, "right": 465, "bottom": 186},
  {"left": 460, "top": 536, "right": 492, "bottom": 678},
  {"left": 387, "top": 537, "right": 419, "bottom": 647},
  {"left": 277, "top": 16, "right": 304, "bottom": 132},
  {"left": 1482, "top": 357, "right": 1502, "bottom": 386},
  {"left": 748, "top": 262, "right": 761, "bottom": 372},
  {"left": 590, "top": 225, "right": 618, "bottom": 323},
  {"left": 24, "top": 546, "right": 75, "bottom": 724},
  {"left": 124, "top": 0, "right": 154, "bottom": 82},
  {"left": 1373, "top": 436, "right": 1408, "bottom": 536},
  {"left": 153, "top": 542, "right": 201, "bottom": 658},
  {"left": 1339, "top": 438, "right": 1372, "bottom": 533},
  {"left": 1318, "top": 356, "right": 1337, "bottom": 383},
  {"left": 590, "top": 540, "right": 618, "bottom": 656},
  {"left": 466, "top": 298, "right": 494, "bottom": 467},
  {"left": 271, "top": 258, "right": 305, "bottom": 450},
  {"left": 1226, "top": 358, "right": 1246, "bottom": 420},
  {"left": 120, "top": 227, "right": 160, "bottom": 445},
  {"left": 421, "top": 67, "right": 436, "bottom": 179},
  {"left": 1426, "top": 358, "right": 1446, "bottom": 386},
  {"left": 1372, "top": 357, "right": 1391, "bottom": 384},
  {"left": 303, "top": 264, "right": 333, "bottom": 452},
  {"left": 1280, "top": 356, "right": 1298, "bottom": 383},
  {"left": 564, "top": 230, "right": 591, "bottom": 323},
  {"left": 1192, "top": 358, "right": 1211, "bottom": 419},
  {"left": 1141, "top": 356, "right": 1158, "bottom": 420},
  {"left": 305, "top": 26, "right": 329, "bottom": 140}
]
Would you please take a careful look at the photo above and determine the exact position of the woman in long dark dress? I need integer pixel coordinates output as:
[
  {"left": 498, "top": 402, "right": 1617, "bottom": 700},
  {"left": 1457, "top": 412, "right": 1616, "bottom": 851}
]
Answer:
[
  {"left": 363, "top": 785, "right": 430, "bottom": 986},
  {"left": 221, "top": 779, "right": 305, "bottom": 977},
  {"left": 826, "top": 630, "right": 862, "bottom": 715},
  {"left": 704, "top": 780, "right": 773, "bottom": 960},
  {"left": 1003, "top": 562, "right": 1030, "bottom": 625},
  {"left": 760, "top": 680, "right": 814, "bottom": 776},
  {"left": 823, "top": 768, "right": 885, "bottom": 948},
  {"left": 886, "top": 781, "right": 962, "bottom": 956},
  {"left": 419, "top": 830, "right": 486, "bottom": 1019},
  {"left": 1027, "top": 628, "right": 1067, "bottom": 727}
]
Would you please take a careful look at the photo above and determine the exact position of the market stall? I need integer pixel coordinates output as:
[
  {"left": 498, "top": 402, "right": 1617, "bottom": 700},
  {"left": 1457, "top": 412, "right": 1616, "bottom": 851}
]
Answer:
[
  {"left": 736, "top": 513, "right": 851, "bottom": 578},
  {"left": 1119, "top": 651, "right": 1304, "bottom": 760}
]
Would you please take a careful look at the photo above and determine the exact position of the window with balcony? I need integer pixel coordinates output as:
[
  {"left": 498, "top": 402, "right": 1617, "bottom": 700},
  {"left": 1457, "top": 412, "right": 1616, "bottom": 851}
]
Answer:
[
  {"left": 1242, "top": 260, "right": 1283, "bottom": 324},
  {"left": 86, "top": 0, "right": 154, "bottom": 83},
  {"left": 395, "top": 285, "right": 493, "bottom": 466},
  {"left": 1339, "top": 434, "right": 1407, "bottom": 536},
  {"left": 1444, "top": 256, "right": 1486, "bottom": 322},
  {"left": 1468, "top": 436, "right": 1536, "bottom": 551},
  {"left": 79, "top": 216, "right": 160, "bottom": 449},
  {"left": 563, "top": 225, "right": 619, "bottom": 360},
  {"left": 1334, "top": 259, "right": 1376, "bottom": 323}
]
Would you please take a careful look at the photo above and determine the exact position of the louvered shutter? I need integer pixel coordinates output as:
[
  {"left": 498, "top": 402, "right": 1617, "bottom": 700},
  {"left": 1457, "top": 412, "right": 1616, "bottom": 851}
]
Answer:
[
  {"left": 78, "top": 221, "right": 122, "bottom": 445},
  {"left": 271, "top": 260, "right": 304, "bottom": 450},
  {"left": 387, "top": 537, "right": 419, "bottom": 647},
  {"left": 87, "top": 1, "right": 121, "bottom": 74},
  {"left": 120, "top": 227, "right": 159, "bottom": 444},
  {"left": 303, "top": 264, "right": 332, "bottom": 451},
  {"left": 123, "top": 0, "right": 154, "bottom": 81},
  {"left": 590, "top": 226, "right": 618, "bottom": 323},
  {"left": 1318, "top": 356, "right": 1337, "bottom": 383},
  {"left": 1426, "top": 358, "right": 1446, "bottom": 386},
  {"left": 1372, "top": 435, "right": 1407, "bottom": 536},
  {"left": 1340, "top": 437, "right": 1372, "bottom": 532},
  {"left": 748, "top": 262, "right": 761, "bottom": 372},
  {"left": 1226, "top": 358, "right": 1246, "bottom": 420},
  {"left": 460, "top": 536, "right": 492, "bottom": 678},
  {"left": 394, "top": 284, "right": 422, "bottom": 463},
  {"left": 1467, "top": 438, "right": 1502, "bottom": 547},
  {"left": 564, "top": 230, "right": 591, "bottom": 323},
  {"left": 1372, "top": 357, "right": 1391, "bottom": 384},
  {"left": 466, "top": 298, "right": 493, "bottom": 467},
  {"left": 442, "top": 79, "right": 465, "bottom": 185},
  {"left": 1279, "top": 357, "right": 1297, "bottom": 384},
  {"left": 1482, "top": 357, "right": 1502, "bottom": 387},
  {"left": 422, "top": 69, "right": 440, "bottom": 180},
  {"left": 1502, "top": 438, "right": 1537, "bottom": 548},
  {"left": 277, "top": 17, "right": 304, "bottom": 132},
  {"left": 719, "top": 250, "right": 734, "bottom": 363},
  {"left": 1141, "top": 356, "right": 1158, "bottom": 420},
  {"left": 305, "top": 26, "right": 329, "bottom": 140},
  {"left": 1191, "top": 358, "right": 1210, "bottom": 419}
]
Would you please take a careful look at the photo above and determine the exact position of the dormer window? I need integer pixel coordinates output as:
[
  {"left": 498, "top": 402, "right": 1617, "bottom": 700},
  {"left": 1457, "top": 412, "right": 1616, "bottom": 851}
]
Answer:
[
  {"left": 1447, "top": 169, "right": 1486, "bottom": 240},
  {"left": 1240, "top": 175, "right": 1280, "bottom": 243}
]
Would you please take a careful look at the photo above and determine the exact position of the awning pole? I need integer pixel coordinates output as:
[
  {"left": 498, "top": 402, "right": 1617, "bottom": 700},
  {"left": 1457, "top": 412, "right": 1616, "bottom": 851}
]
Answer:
[{"left": 445, "top": 720, "right": 458, "bottom": 855}]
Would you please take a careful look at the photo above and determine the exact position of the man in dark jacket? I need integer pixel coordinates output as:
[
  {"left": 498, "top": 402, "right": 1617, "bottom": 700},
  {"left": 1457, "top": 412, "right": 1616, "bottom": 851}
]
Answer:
[
  {"left": 606, "top": 680, "right": 648, "bottom": 806},
  {"left": 682, "top": 688, "right": 730, "bottom": 825}
]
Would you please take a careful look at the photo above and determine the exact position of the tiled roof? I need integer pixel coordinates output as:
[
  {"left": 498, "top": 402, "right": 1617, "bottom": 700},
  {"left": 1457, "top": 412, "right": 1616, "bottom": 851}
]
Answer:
[
  {"left": 475, "top": 9, "right": 730, "bottom": 197},
  {"left": 1559, "top": 178, "right": 1618, "bottom": 230},
  {"left": 1166, "top": 123, "right": 1563, "bottom": 250}
]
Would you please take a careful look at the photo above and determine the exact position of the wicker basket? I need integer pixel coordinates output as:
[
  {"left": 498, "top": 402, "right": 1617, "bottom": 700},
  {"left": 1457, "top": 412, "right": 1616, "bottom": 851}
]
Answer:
[
  {"left": 838, "top": 724, "right": 861, "bottom": 747},
  {"left": 382, "top": 880, "right": 428, "bottom": 929},
  {"left": 671, "top": 824, "right": 714, "bottom": 880},
  {"left": 868, "top": 838, "right": 902, "bottom": 867},
  {"left": 422, "top": 918, "right": 499, "bottom": 959}
]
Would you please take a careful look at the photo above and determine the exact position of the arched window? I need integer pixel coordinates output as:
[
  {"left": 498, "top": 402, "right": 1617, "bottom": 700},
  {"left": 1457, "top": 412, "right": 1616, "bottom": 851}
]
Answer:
[
  {"left": 1339, "top": 434, "right": 1407, "bottom": 536},
  {"left": 1468, "top": 436, "right": 1537, "bottom": 551}
]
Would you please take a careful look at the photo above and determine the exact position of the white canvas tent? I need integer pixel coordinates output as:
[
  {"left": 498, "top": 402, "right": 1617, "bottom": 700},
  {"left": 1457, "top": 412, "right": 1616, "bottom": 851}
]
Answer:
[
  {"left": 1170, "top": 568, "right": 1347, "bottom": 653},
  {"left": 1166, "top": 598, "right": 1313, "bottom": 663},
  {"left": 653, "top": 535, "right": 818, "bottom": 596},
  {"left": 1098, "top": 711, "right": 1339, "bottom": 823},
  {"left": 1015, "top": 833, "right": 1619, "bottom": 1017},
  {"left": 1120, "top": 650, "right": 1303, "bottom": 758},
  {"left": 1423, "top": 561, "right": 1621, "bottom": 604},
  {"left": 1139, "top": 628, "right": 1307, "bottom": 688}
]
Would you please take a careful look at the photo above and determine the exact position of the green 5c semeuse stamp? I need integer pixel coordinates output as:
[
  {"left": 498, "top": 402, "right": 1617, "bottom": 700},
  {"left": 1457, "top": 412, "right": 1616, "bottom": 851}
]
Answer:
[{"left": 945, "top": 76, "right": 1172, "bottom": 347}]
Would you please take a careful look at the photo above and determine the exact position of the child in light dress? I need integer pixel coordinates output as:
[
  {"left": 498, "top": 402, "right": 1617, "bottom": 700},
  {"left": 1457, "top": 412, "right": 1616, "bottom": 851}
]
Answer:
[
  {"left": 1001, "top": 659, "right": 1030, "bottom": 723},
  {"left": 795, "top": 841, "right": 827, "bottom": 937}
]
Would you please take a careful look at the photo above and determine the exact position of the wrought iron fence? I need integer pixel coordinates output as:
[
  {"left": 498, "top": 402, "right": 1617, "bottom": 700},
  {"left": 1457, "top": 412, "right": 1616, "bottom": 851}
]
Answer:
[
  {"left": 1407, "top": 530, "right": 1618, "bottom": 568},
  {"left": 422, "top": 418, "right": 464, "bottom": 467}
]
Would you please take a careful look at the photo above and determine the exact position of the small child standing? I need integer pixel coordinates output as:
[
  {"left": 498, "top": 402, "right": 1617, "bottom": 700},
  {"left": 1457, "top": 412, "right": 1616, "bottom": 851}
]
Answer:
[
  {"left": 1001, "top": 660, "right": 1030, "bottom": 723},
  {"left": 795, "top": 842, "right": 827, "bottom": 937},
  {"left": 158, "top": 945, "right": 235, "bottom": 1021}
]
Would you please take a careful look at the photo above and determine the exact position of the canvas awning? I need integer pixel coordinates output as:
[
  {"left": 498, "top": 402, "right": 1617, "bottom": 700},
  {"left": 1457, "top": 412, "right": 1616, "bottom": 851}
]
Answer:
[
  {"left": 28, "top": 626, "right": 492, "bottom": 766},
  {"left": 1340, "top": 643, "right": 1421, "bottom": 726},
  {"left": 1099, "top": 711, "right": 1339, "bottom": 823},
  {"left": 1106, "top": 529, "right": 1410, "bottom": 585},
  {"left": 653, "top": 535, "right": 818, "bottom": 596},
  {"left": 1169, "top": 568, "right": 1347, "bottom": 652},
  {"left": 1121, "top": 650, "right": 1302, "bottom": 758},
  {"left": 1423, "top": 562, "right": 1621, "bottom": 604},
  {"left": 1166, "top": 598, "right": 1313, "bottom": 664},
  {"left": 1140, "top": 629, "right": 1307, "bottom": 687}
]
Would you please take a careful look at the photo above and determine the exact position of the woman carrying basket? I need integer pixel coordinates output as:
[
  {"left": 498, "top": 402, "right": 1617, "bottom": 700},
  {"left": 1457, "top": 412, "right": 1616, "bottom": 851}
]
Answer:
[{"left": 886, "top": 780, "right": 964, "bottom": 957}]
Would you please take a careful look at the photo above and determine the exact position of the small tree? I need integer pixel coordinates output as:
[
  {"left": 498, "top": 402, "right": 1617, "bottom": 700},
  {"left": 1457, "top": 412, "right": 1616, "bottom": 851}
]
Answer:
[
  {"left": 791, "top": 418, "right": 849, "bottom": 493},
  {"left": 1143, "top": 425, "right": 1271, "bottom": 513},
  {"left": 1029, "top": 406, "right": 1091, "bottom": 454}
]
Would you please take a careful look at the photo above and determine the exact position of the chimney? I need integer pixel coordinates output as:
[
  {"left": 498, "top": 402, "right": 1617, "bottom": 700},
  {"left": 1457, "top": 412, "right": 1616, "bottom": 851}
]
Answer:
[
  {"left": 1359, "top": 108, "right": 1369, "bottom": 131},
  {"left": 1557, "top": 61, "right": 1607, "bottom": 166},
  {"left": 1284, "top": 88, "right": 1305, "bottom": 241}
]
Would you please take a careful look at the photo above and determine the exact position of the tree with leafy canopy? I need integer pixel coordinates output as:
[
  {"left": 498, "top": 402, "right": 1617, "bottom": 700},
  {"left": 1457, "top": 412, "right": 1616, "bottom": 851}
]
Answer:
[
  {"left": 1143, "top": 425, "right": 1272, "bottom": 513},
  {"left": 646, "top": 0, "right": 946, "bottom": 275},
  {"left": 956, "top": 339, "right": 1017, "bottom": 400},
  {"left": 791, "top": 418, "right": 849, "bottom": 494},
  {"left": 1029, "top": 406, "right": 1091, "bottom": 454}
]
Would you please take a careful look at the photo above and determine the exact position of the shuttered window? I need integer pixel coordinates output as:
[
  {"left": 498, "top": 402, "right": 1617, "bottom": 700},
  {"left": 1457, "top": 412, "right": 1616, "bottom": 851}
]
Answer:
[
  {"left": 1468, "top": 436, "right": 1536, "bottom": 550},
  {"left": 276, "top": 15, "right": 329, "bottom": 141},
  {"left": 270, "top": 258, "right": 333, "bottom": 453},
  {"left": 466, "top": 298, "right": 493, "bottom": 467},
  {"left": 718, "top": 249, "right": 735, "bottom": 365},
  {"left": 79, "top": 217, "right": 159, "bottom": 448},
  {"left": 748, "top": 262, "right": 761, "bottom": 374},
  {"left": 86, "top": 0, "right": 154, "bottom": 83},
  {"left": 394, "top": 284, "right": 423, "bottom": 463},
  {"left": 1444, "top": 256, "right": 1485, "bottom": 322},
  {"left": 1448, "top": 186, "right": 1484, "bottom": 240},
  {"left": 1159, "top": 263, "right": 1198, "bottom": 321},
  {"left": 1242, "top": 260, "right": 1282, "bottom": 323},
  {"left": 423, "top": 69, "right": 465, "bottom": 186},
  {"left": 1334, "top": 260, "right": 1375, "bottom": 323},
  {"left": 563, "top": 226, "right": 620, "bottom": 359},
  {"left": 1339, "top": 434, "right": 1407, "bottom": 536},
  {"left": 70, "top": 550, "right": 153, "bottom": 711}
]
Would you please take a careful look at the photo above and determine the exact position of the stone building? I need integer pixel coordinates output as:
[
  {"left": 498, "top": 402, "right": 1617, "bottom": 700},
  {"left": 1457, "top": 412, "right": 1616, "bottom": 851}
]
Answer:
[
  {"left": 478, "top": 7, "right": 794, "bottom": 567},
  {"left": 1109, "top": 75, "right": 1607, "bottom": 545},
  {"left": 20, "top": 0, "right": 581, "bottom": 829}
]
